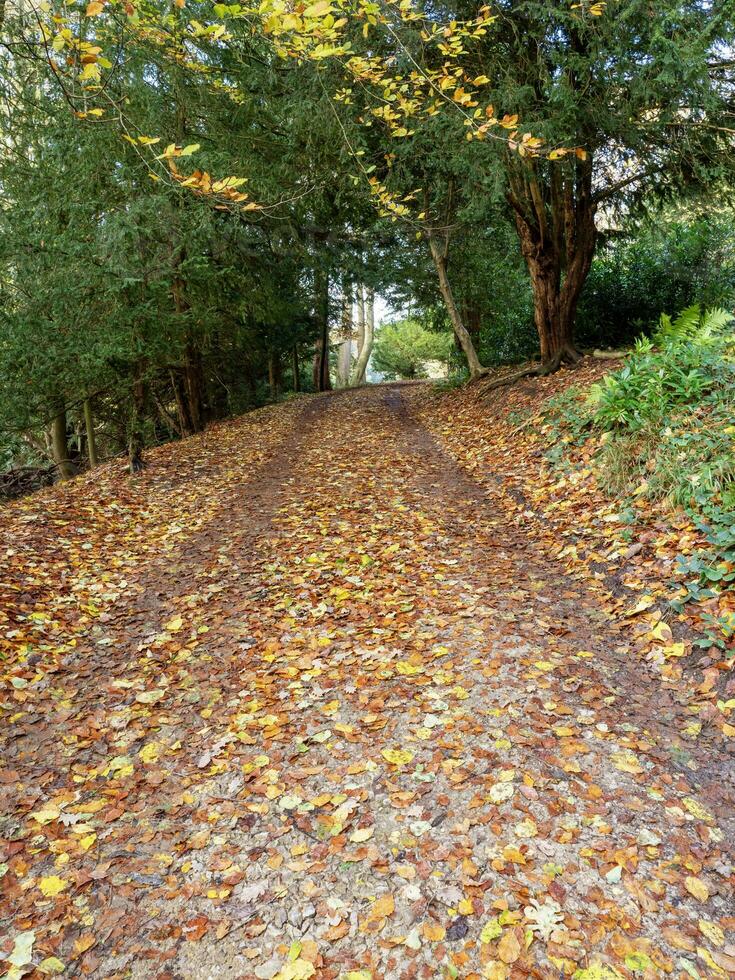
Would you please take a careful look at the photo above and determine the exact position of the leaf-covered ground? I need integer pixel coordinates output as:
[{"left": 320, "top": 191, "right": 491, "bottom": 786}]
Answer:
[{"left": 1, "top": 383, "right": 734, "bottom": 980}]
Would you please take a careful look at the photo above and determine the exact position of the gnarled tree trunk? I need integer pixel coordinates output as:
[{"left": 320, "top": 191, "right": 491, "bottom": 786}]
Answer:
[{"left": 509, "top": 154, "right": 597, "bottom": 370}]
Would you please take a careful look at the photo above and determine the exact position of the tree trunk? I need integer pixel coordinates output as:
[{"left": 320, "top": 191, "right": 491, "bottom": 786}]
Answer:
[
  {"left": 335, "top": 288, "right": 353, "bottom": 387},
  {"left": 172, "top": 266, "right": 207, "bottom": 432},
  {"left": 427, "top": 234, "right": 486, "bottom": 379},
  {"left": 170, "top": 368, "right": 194, "bottom": 436},
  {"left": 509, "top": 156, "right": 597, "bottom": 369},
  {"left": 83, "top": 398, "right": 98, "bottom": 469},
  {"left": 515, "top": 215, "right": 590, "bottom": 368},
  {"left": 51, "top": 408, "right": 74, "bottom": 481},
  {"left": 128, "top": 364, "right": 147, "bottom": 473},
  {"left": 355, "top": 285, "right": 365, "bottom": 361},
  {"left": 183, "top": 340, "right": 206, "bottom": 432},
  {"left": 268, "top": 350, "right": 282, "bottom": 400},
  {"left": 312, "top": 270, "right": 332, "bottom": 392},
  {"left": 292, "top": 346, "right": 301, "bottom": 392},
  {"left": 152, "top": 389, "right": 182, "bottom": 438},
  {"left": 350, "top": 286, "right": 374, "bottom": 385}
]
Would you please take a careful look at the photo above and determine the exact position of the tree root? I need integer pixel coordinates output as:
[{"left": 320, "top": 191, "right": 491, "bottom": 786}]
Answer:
[{"left": 480, "top": 348, "right": 579, "bottom": 395}]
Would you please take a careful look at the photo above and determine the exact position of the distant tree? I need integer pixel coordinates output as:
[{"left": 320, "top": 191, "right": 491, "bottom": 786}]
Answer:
[{"left": 372, "top": 318, "right": 452, "bottom": 380}]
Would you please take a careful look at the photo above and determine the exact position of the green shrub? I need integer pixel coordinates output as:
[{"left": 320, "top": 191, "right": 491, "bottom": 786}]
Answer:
[
  {"left": 542, "top": 304, "right": 735, "bottom": 652},
  {"left": 575, "top": 216, "right": 735, "bottom": 349},
  {"left": 589, "top": 306, "right": 734, "bottom": 433}
]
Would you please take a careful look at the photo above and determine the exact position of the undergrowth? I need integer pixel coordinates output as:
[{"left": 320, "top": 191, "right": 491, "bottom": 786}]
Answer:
[{"left": 537, "top": 305, "right": 735, "bottom": 653}]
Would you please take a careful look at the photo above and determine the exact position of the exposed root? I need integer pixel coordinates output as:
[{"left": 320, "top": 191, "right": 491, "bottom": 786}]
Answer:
[{"left": 480, "top": 348, "right": 580, "bottom": 395}]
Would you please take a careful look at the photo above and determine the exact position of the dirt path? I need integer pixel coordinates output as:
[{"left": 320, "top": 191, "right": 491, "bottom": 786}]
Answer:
[{"left": 2, "top": 386, "right": 733, "bottom": 980}]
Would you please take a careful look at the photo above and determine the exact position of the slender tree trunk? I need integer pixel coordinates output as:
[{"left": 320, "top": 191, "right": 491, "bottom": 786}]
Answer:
[
  {"left": 51, "top": 408, "right": 74, "bottom": 480},
  {"left": 355, "top": 285, "right": 365, "bottom": 360},
  {"left": 268, "top": 350, "right": 282, "bottom": 400},
  {"left": 152, "top": 389, "right": 182, "bottom": 438},
  {"left": 183, "top": 340, "right": 206, "bottom": 432},
  {"left": 172, "top": 262, "right": 207, "bottom": 432},
  {"left": 336, "top": 288, "right": 353, "bottom": 387},
  {"left": 427, "top": 234, "right": 486, "bottom": 379},
  {"left": 128, "top": 364, "right": 147, "bottom": 473},
  {"left": 350, "top": 286, "right": 374, "bottom": 385},
  {"left": 170, "top": 369, "right": 194, "bottom": 436},
  {"left": 312, "top": 270, "right": 332, "bottom": 392},
  {"left": 83, "top": 398, "right": 98, "bottom": 468},
  {"left": 292, "top": 346, "right": 301, "bottom": 392}
]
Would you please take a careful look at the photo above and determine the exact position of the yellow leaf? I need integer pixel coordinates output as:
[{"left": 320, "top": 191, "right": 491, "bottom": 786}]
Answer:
[
  {"left": 303, "top": 0, "right": 331, "bottom": 15},
  {"left": 698, "top": 920, "right": 725, "bottom": 946},
  {"left": 164, "top": 615, "right": 183, "bottom": 632},
  {"left": 611, "top": 751, "right": 644, "bottom": 775},
  {"left": 39, "top": 875, "right": 68, "bottom": 897},
  {"left": 684, "top": 876, "right": 709, "bottom": 902},
  {"left": 38, "top": 957, "right": 66, "bottom": 975},
  {"left": 31, "top": 805, "right": 60, "bottom": 825},
  {"left": 369, "top": 893, "right": 395, "bottom": 920},
  {"left": 697, "top": 947, "right": 728, "bottom": 977},
  {"left": 663, "top": 642, "right": 686, "bottom": 659},
  {"left": 480, "top": 917, "right": 503, "bottom": 943},
  {"left": 514, "top": 818, "right": 538, "bottom": 838},
  {"left": 498, "top": 929, "right": 521, "bottom": 964},
  {"left": 625, "top": 594, "right": 655, "bottom": 616},
  {"left": 274, "top": 960, "right": 316, "bottom": 980},
  {"left": 651, "top": 621, "right": 673, "bottom": 642},
  {"left": 682, "top": 797, "right": 714, "bottom": 823},
  {"left": 349, "top": 827, "right": 374, "bottom": 843},
  {"left": 139, "top": 742, "right": 161, "bottom": 763},
  {"left": 381, "top": 748, "right": 414, "bottom": 766},
  {"left": 422, "top": 920, "right": 446, "bottom": 941},
  {"left": 85, "top": 0, "right": 104, "bottom": 13},
  {"left": 136, "top": 689, "right": 164, "bottom": 704}
]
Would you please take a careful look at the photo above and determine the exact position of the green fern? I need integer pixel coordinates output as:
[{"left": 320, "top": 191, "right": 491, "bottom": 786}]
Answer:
[{"left": 654, "top": 304, "right": 734, "bottom": 346}]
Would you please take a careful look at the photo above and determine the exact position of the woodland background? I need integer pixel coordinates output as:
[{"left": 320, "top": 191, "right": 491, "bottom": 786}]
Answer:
[{"left": 0, "top": 0, "right": 734, "bottom": 484}]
